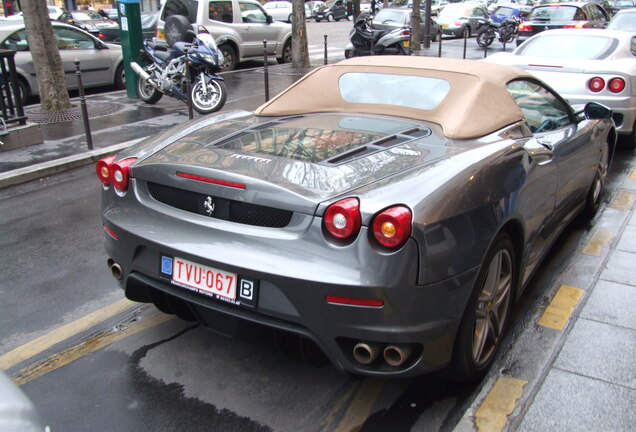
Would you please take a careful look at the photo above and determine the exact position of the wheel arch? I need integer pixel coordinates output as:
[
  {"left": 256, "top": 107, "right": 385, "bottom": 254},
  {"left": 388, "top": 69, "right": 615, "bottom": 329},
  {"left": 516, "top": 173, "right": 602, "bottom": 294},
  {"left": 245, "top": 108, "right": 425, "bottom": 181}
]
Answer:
[{"left": 497, "top": 219, "right": 525, "bottom": 300}]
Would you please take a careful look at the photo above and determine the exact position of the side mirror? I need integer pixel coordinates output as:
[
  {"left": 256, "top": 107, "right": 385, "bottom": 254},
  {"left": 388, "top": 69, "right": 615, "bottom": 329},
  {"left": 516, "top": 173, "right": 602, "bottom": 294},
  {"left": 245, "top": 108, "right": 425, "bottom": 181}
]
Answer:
[
  {"left": 266, "top": 14, "right": 273, "bottom": 24},
  {"left": 583, "top": 102, "right": 612, "bottom": 120}
]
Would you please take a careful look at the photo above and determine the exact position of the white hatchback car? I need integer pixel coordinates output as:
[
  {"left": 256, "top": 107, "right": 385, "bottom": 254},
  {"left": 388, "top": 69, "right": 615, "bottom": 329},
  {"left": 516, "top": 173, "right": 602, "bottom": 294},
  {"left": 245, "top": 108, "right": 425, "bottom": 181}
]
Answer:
[
  {"left": 263, "top": 1, "right": 293, "bottom": 22},
  {"left": 156, "top": 0, "right": 293, "bottom": 71}
]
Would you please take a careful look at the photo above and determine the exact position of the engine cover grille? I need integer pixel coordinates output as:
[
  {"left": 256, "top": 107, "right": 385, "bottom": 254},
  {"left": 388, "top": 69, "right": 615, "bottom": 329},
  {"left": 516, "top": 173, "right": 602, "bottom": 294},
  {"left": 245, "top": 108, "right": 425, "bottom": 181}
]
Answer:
[{"left": 147, "top": 182, "right": 293, "bottom": 228}]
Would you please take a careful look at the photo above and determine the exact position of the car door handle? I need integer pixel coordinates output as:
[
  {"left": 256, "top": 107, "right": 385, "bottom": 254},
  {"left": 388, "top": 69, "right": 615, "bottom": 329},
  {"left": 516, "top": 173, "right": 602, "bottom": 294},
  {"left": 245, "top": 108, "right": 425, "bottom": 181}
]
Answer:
[{"left": 524, "top": 141, "right": 554, "bottom": 165}]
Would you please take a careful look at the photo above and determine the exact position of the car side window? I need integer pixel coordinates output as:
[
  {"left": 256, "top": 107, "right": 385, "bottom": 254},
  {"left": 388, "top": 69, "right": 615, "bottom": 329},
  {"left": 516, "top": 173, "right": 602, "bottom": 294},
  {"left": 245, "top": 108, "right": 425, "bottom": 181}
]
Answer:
[
  {"left": 239, "top": 1, "right": 267, "bottom": 23},
  {"left": 506, "top": 79, "right": 572, "bottom": 134},
  {"left": 209, "top": 0, "right": 234, "bottom": 23},
  {"left": 1, "top": 29, "right": 29, "bottom": 51},
  {"left": 53, "top": 26, "right": 98, "bottom": 50}
]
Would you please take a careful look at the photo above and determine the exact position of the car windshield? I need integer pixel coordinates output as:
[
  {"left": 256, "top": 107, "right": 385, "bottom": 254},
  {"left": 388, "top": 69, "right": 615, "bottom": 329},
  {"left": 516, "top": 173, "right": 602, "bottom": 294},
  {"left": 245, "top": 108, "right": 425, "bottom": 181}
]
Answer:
[
  {"left": 615, "top": 0, "right": 634, "bottom": 5},
  {"left": 530, "top": 6, "right": 579, "bottom": 21},
  {"left": 339, "top": 73, "right": 450, "bottom": 110},
  {"left": 516, "top": 34, "right": 618, "bottom": 60},
  {"left": 608, "top": 13, "right": 636, "bottom": 31},
  {"left": 71, "top": 12, "right": 94, "bottom": 21},
  {"left": 373, "top": 10, "right": 406, "bottom": 24},
  {"left": 438, "top": 4, "right": 470, "bottom": 17},
  {"left": 493, "top": 7, "right": 514, "bottom": 17}
]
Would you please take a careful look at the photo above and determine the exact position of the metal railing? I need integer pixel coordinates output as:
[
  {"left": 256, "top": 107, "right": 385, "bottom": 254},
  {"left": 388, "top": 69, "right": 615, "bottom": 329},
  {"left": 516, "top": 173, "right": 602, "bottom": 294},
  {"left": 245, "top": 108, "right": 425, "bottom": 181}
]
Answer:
[{"left": 0, "top": 49, "right": 26, "bottom": 127}]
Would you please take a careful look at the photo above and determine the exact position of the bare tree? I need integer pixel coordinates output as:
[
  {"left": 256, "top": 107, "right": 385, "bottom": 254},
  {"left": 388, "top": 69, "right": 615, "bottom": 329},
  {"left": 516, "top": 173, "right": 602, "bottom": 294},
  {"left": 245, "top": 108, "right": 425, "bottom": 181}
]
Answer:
[
  {"left": 411, "top": 0, "right": 422, "bottom": 51},
  {"left": 291, "top": 0, "right": 310, "bottom": 69},
  {"left": 21, "top": 0, "right": 71, "bottom": 111}
]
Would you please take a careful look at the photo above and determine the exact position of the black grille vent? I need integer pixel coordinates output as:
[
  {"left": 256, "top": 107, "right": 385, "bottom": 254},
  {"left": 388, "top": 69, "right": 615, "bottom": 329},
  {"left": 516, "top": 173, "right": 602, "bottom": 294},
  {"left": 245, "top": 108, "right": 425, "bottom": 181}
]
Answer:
[{"left": 147, "top": 182, "right": 293, "bottom": 228}]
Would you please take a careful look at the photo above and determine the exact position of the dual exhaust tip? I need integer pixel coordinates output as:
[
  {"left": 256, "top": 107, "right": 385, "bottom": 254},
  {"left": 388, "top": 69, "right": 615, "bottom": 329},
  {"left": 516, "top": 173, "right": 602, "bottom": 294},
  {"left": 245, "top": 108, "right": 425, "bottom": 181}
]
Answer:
[
  {"left": 353, "top": 341, "right": 414, "bottom": 368},
  {"left": 107, "top": 258, "right": 123, "bottom": 280}
]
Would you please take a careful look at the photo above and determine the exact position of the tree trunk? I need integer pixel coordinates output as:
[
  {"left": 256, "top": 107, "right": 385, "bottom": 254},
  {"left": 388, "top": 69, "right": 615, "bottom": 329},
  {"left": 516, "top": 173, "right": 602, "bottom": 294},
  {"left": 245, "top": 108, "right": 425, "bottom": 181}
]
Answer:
[
  {"left": 21, "top": 0, "right": 72, "bottom": 111},
  {"left": 291, "top": 0, "right": 311, "bottom": 69},
  {"left": 410, "top": 0, "right": 422, "bottom": 52}
]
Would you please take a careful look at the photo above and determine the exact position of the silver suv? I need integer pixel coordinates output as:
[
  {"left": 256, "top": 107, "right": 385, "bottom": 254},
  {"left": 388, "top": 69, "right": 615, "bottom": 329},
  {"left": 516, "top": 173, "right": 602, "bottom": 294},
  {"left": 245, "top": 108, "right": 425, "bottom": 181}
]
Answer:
[{"left": 157, "top": 0, "right": 293, "bottom": 71}]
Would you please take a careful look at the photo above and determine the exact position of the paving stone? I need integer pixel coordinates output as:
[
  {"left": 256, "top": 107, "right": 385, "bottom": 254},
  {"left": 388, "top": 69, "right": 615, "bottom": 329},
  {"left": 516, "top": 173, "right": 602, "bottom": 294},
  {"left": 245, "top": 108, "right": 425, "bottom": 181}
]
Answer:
[
  {"left": 600, "top": 250, "right": 636, "bottom": 287},
  {"left": 616, "top": 226, "right": 636, "bottom": 253},
  {"left": 582, "top": 280, "right": 636, "bottom": 330}
]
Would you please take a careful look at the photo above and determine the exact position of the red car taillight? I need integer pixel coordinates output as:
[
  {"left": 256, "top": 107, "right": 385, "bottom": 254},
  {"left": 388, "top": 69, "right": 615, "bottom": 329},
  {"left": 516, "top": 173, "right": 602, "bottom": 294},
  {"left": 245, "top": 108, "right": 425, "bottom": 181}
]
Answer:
[
  {"left": 564, "top": 22, "right": 588, "bottom": 29},
  {"left": 609, "top": 77, "right": 626, "bottom": 93},
  {"left": 588, "top": 77, "right": 605, "bottom": 93},
  {"left": 372, "top": 206, "right": 412, "bottom": 249},
  {"left": 518, "top": 22, "right": 533, "bottom": 32},
  {"left": 96, "top": 156, "right": 137, "bottom": 191},
  {"left": 324, "top": 197, "right": 361, "bottom": 240}
]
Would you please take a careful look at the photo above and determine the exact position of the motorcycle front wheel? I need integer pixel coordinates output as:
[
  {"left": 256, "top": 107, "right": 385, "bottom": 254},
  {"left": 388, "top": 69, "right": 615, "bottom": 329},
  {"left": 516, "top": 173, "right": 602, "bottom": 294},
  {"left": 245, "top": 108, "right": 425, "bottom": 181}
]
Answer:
[
  {"left": 476, "top": 29, "right": 494, "bottom": 48},
  {"left": 137, "top": 74, "right": 163, "bottom": 104},
  {"left": 191, "top": 78, "right": 227, "bottom": 115}
]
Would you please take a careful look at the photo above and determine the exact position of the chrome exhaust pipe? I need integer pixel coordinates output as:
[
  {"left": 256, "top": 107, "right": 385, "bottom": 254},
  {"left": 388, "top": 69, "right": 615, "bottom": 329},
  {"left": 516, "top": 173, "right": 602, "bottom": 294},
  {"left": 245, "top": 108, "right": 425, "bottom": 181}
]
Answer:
[
  {"left": 107, "top": 259, "right": 123, "bottom": 280},
  {"left": 353, "top": 342, "right": 381, "bottom": 365},
  {"left": 130, "top": 62, "right": 162, "bottom": 92},
  {"left": 383, "top": 344, "right": 413, "bottom": 367}
]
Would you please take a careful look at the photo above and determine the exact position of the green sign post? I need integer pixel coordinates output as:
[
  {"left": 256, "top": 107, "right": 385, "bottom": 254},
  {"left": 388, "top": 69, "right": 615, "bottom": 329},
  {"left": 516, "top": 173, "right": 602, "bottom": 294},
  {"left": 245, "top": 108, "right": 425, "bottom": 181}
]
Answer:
[{"left": 117, "top": 0, "right": 143, "bottom": 98}]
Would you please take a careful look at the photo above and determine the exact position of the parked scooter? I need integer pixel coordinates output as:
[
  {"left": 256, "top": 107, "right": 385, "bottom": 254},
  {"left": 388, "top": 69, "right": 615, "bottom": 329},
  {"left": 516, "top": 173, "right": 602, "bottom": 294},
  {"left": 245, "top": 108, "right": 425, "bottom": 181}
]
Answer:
[
  {"left": 344, "top": 12, "right": 411, "bottom": 58},
  {"left": 475, "top": 16, "right": 520, "bottom": 48},
  {"left": 131, "top": 31, "right": 227, "bottom": 115}
]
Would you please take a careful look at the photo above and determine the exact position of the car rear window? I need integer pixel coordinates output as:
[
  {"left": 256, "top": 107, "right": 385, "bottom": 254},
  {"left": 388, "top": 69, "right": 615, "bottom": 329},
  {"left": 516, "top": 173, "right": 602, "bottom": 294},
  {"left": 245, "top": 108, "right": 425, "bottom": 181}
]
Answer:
[
  {"left": 516, "top": 34, "right": 619, "bottom": 60},
  {"left": 373, "top": 9, "right": 407, "bottom": 25},
  {"left": 530, "top": 6, "right": 582, "bottom": 21},
  {"left": 338, "top": 73, "right": 450, "bottom": 111}
]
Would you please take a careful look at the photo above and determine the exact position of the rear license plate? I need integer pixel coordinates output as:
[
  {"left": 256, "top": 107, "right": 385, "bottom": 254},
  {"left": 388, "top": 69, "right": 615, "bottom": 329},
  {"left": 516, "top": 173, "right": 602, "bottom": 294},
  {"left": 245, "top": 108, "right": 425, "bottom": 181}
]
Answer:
[
  {"left": 157, "top": 29, "right": 165, "bottom": 40},
  {"left": 441, "top": 24, "right": 448, "bottom": 28},
  {"left": 170, "top": 256, "right": 237, "bottom": 300},
  {"left": 403, "top": 40, "right": 410, "bottom": 47}
]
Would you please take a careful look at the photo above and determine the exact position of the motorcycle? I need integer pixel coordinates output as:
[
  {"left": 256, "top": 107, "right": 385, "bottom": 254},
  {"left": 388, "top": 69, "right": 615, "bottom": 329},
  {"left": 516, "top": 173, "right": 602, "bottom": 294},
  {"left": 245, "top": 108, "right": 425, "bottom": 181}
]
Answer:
[
  {"left": 131, "top": 31, "right": 227, "bottom": 115},
  {"left": 475, "top": 16, "right": 520, "bottom": 48},
  {"left": 344, "top": 12, "right": 411, "bottom": 58}
]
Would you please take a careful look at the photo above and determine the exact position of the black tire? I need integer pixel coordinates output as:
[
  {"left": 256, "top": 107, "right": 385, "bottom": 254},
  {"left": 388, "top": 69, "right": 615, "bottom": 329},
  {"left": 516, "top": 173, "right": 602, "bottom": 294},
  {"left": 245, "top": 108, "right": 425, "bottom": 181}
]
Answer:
[
  {"left": 219, "top": 44, "right": 237, "bottom": 71},
  {"left": 114, "top": 63, "right": 125, "bottom": 90},
  {"left": 6, "top": 78, "right": 28, "bottom": 106},
  {"left": 327, "top": 13, "right": 334, "bottom": 22},
  {"left": 316, "top": 18, "right": 322, "bottom": 22},
  {"left": 191, "top": 77, "right": 227, "bottom": 114},
  {"left": 137, "top": 72, "right": 163, "bottom": 104},
  {"left": 584, "top": 138, "right": 611, "bottom": 218},
  {"left": 621, "top": 119, "right": 636, "bottom": 150},
  {"left": 288, "top": 13, "right": 293, "bottom": 23},
  {"left": 476, "top": 29, "right": 493, "bottom": 47},
  {"left": 431, "top": 30, "right": 441, "bottom": 42},
  {"left": 450, "top": 232, "right": 516, "bottom": 382},
  {"left": 164, "top": 15, "right": 194, "bottom": 47},
  {"left": 277, "top": 39, "right": 292, "bottom": 64}
]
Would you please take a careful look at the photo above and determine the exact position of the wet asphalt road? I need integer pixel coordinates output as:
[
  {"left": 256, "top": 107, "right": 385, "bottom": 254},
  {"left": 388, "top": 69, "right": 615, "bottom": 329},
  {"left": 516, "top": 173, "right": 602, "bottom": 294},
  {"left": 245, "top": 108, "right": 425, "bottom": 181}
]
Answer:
[{"left": 2, "top": 21, "right": 636, "bottom": 432}]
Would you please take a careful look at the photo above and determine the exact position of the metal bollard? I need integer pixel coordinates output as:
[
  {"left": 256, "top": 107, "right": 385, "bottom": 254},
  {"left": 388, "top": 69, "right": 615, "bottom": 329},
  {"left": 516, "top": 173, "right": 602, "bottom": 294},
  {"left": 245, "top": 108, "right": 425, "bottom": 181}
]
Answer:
[
  {"left": 438, "top": 33, "right": 442, "bottom": 57},
  {"left": 74, "top": 60, "right": 93, "bottom": 151},
  {"left": 463, "top": 29, "right": 468, "bottom": 59},
  {"left": 184, "top": 47, "right": 193, "bottom": 120},
  {"left": 324, "top": 34, "right": 328, "bottom": 65},
  {"left": 263, "top": 40, "right": 270, "bottom": 102}
]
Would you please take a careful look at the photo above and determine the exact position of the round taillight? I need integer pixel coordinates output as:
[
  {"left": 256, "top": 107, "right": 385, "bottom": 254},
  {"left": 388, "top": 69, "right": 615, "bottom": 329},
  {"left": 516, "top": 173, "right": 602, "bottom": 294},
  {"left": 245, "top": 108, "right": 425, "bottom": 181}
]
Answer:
[
  {"left": 588, "top": 77, "right": 605, "bottom": 93},
  {"left": 372, "top": 206, "right": 412, "bottom": 249},
  {"left": 609, "top": 77, "right": 625, "bottom": 93},
  {"left": 110, "top": 158, "right": 137, "bottom": 191},
  {"left": 324, "top": 197, "right": 361, "bottom": 240},
  {"left": 96, "top": 155, "right": 116, "bottom": 185}
]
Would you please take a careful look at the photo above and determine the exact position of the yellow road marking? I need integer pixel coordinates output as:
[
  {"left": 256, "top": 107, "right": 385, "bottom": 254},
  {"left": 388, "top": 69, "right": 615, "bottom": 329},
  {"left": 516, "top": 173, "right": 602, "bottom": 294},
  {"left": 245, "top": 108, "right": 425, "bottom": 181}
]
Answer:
[
  {"left": 475, "top": 377, "right": 527, "bottom": 432},
  {"left": 0, "top": 298, "right": 138, "bottom": 371},
  {"left": 537, "top": 285, "right": 584, "bottom": 331},
  {"left": 320, "top": 382, "right": 359, "bottom": 432},
  {"left": 609, "top": 190, "right": 634, "bottom": 211},
  {"left": 582, "top": 229, "right": 613, "bottom": 257},
  {"left": 11, "top": 310, "right": 173, "bottom": 386},
  {"left": 332, "top": 378, "right": 384, "bottom": 432}
]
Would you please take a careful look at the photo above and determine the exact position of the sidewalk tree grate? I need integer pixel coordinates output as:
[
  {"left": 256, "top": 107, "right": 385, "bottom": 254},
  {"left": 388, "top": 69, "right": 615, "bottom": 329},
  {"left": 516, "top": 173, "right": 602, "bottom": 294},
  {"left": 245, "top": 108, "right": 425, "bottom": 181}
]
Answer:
[{"left": 25, "top": 102, "right": 124, "bottom": 124}]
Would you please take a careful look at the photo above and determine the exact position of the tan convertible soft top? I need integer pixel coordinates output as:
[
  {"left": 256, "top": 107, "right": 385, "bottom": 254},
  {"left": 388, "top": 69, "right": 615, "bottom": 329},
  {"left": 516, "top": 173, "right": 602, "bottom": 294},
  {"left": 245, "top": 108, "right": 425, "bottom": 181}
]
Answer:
[{"left": 255, "top": 56, "right": 533, "bottom": 140}]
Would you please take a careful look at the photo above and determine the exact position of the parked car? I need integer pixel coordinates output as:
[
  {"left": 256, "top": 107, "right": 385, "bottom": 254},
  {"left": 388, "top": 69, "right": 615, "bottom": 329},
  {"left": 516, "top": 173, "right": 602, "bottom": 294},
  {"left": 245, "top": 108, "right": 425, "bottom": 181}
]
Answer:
[
  {"left": 0, "top": 22, "right": 125, "bottom": 104},
  {"left": 98, "top": 56, "right": 615, "bottom": 380},
  {"left": 606, "top": 6, "right": 636, "bottom": 30},
  {"left": 305, "top": 1, "right": 326, "bottom": 19},
  {"left": 0, "top": 371, "right": 49, "bottom": 432},
  {"left": 486, "top": 28, "right": 636, "bottom": 148},
  {"left": 263, "top": 1, "right": 293, "bottom": 22},
  {"left": 70, "top": 10, "right": 119, "bottom": 38},
  {"left": 490, "top": 5, "right": 525, "bottom": 24},
  {"left": 156, "top": 0, "right": 293, "bottom": 71},
  {"left": 97, "top": 11, "right": 160, "bottom": 43},
  {"left": 436, "top": 2, "right": 490, "bottom": 37},
  {"left": 608, "top": 0, "right": 636, "bottom": 14},
  {"left": 516, "top": 2, "right": 609, "bottom": 46},
  {"left": 371, "top": 7, "right": 442, "bottom": 42},
  {"left": 315, "top": 0, "right": 349, "bottom": 22}
]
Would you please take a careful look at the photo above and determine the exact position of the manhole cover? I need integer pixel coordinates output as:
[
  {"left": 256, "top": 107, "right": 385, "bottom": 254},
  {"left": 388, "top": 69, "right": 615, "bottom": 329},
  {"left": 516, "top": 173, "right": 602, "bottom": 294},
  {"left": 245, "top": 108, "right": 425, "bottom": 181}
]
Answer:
[{"left": 26, "top": 102, "right": 124, "bottom": 124}]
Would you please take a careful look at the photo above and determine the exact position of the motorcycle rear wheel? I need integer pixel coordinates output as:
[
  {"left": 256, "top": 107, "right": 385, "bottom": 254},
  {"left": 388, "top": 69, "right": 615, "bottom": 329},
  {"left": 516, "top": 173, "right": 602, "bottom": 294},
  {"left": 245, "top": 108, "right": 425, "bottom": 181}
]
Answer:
[
  {"left": 476, "top": 29, "right": 494, "bottom": 48},
  {"left": 137, "top": 75, "right": 163, "bottom": 104},
  {"left": 191, "top": 78, "right": 227, "bottom": 115}
]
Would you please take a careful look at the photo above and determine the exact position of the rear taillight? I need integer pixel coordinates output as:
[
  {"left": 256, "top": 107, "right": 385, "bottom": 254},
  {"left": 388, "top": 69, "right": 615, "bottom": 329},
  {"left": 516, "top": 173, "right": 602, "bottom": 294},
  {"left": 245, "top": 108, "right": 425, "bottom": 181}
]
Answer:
[
  {"left": 401, "top": 29, "right": 410, "bottom": 37},
  {"left": 609, "top": 77, "right": 626, "bottom": 93},
  {"left": 588, "top": 77, "right": 605, "bottom": 93},
  {"left": 518, "top": 22, "right": 533, "bottom": 32},
  {"left": 96, "top": 156, "right": 137, "bottom": 191},
  {"left": 372, "top": 206, "right": 412, "bottom": 249},
  {"left": 324, "top": 198, "right": 361, "bottom": 240},
  {"left": 564, "top": 22, "right": 588, "bottom": 29}
]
